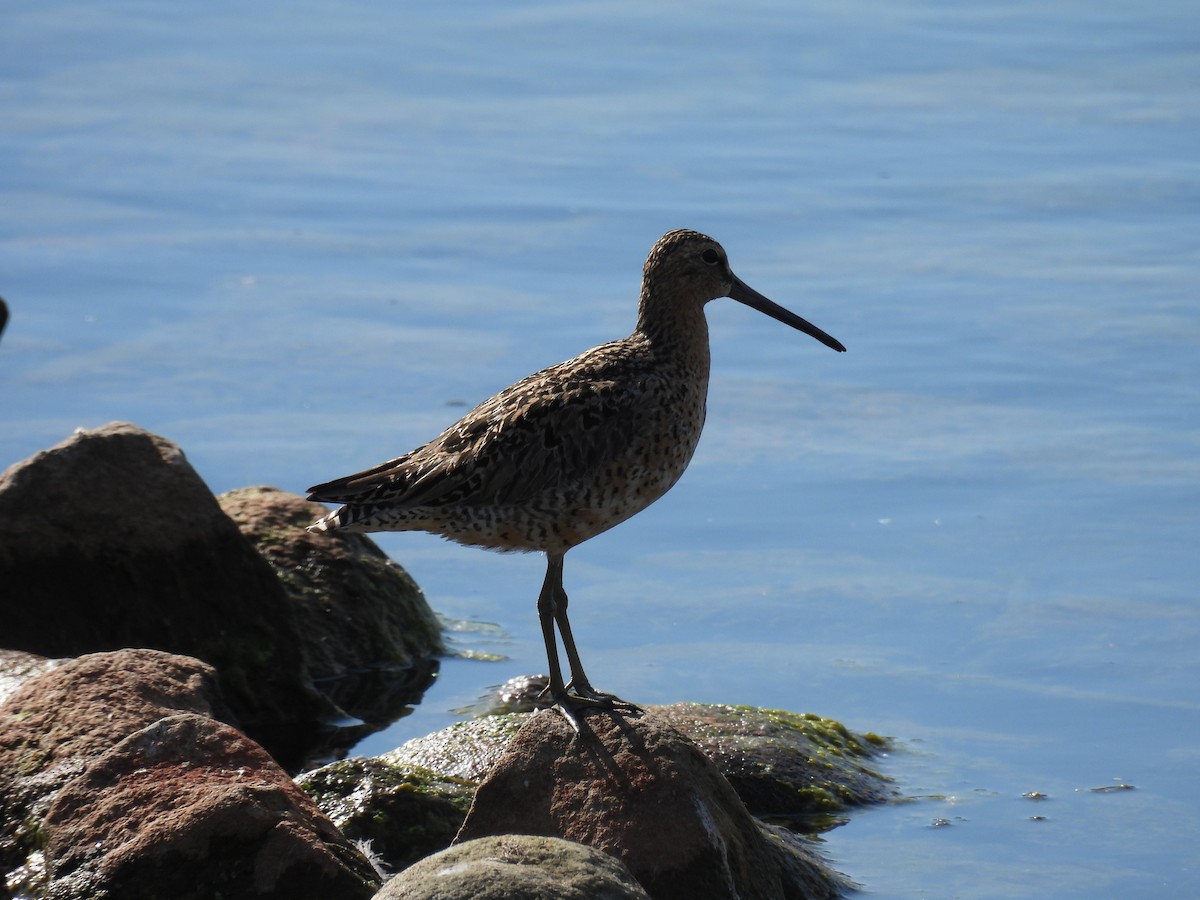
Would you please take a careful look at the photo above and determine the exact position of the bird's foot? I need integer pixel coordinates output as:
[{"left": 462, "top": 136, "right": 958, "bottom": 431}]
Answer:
[
  {"left": 564, "top": 680, "right": 642, "bottom": 713},
  {"left": 538, "top": 681, "right": 642, "bottom": 732}
]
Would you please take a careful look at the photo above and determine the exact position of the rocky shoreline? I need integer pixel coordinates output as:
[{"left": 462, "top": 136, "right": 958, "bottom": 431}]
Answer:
[{"left": 1, "top": 424, "right": 893, "bottom": 899}]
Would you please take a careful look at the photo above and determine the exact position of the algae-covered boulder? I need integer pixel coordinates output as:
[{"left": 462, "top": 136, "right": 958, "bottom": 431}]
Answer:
[
  {"left": 297, "top": 756, "right": 473, "bottom": 872},
  {"left": 652, "top": 702, "right": 893, "bottom": 816}
]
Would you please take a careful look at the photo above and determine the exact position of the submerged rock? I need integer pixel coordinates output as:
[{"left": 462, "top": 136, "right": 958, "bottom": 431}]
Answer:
[{"left": 377, "top": 834, "right": 650, "bottom": 900}]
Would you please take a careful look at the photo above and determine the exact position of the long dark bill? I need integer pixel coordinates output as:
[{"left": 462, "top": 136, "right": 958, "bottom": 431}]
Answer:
[{"left": 728, "top": 275, "right": 846, "bottom": 353}]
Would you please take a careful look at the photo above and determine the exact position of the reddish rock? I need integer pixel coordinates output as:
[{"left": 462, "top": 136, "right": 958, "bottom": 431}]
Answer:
[
  {"left": 377, "top": 835, "right": 650, "bottom": 899},
  {"left": 42, "top": 713, "right": 380, "bottom": 899},
  {"left": 0, "top": 650, "right": 233, "bottom": 881},
  {"left": 455, "top": 709, "right": 847, "bottom": 900}
]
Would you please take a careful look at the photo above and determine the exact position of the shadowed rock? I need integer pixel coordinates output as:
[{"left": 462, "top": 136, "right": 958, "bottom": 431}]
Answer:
[
  {"left": 455, "top": 709, "right": 849, "bottom": 900},
  {"left": 296, "top": 756, "right": 473, "bottom": 873},
  {"left": 0, "top": 423, "right": 443, "bottom": 769},
  {"left": 220, "top": 485, "right": 441, "bottom": 736},
  {"left": 0, "top": 423, "right": 330, "bottom": 766}
]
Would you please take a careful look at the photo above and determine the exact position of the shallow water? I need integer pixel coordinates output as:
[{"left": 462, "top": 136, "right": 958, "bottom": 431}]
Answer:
[{"left": 3, "top": 1, "right": 1198, "bottom": 896}]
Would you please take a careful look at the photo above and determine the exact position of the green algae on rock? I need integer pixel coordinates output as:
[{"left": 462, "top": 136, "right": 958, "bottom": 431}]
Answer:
[
  {"left": 652, "top": 703, "right": 894, "bottom": 818},
  {"left": 297, "top": 756, "right": 474, "bottom": 872}
]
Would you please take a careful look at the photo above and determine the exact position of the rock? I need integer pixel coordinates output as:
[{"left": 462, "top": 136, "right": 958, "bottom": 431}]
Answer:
[
  {"left": 297, "top": 756, "right": 473, "bottom": 873},
  {"left": 0, "top": 423, "right": 333, "bottom": 767},
  {"left": 0, "top": 423, "right": 445, "bottom": 769},
  {"left": 651, "top": 703, "right": 893, "bottom": 815},
  {"left": 41, "top": 713, "right": 381, "bottom": 899},
  {"left": 315, "top": 704, "right": 890, "bottom": 880},
  {"left": 384, "top": 703, "right": 890, "bottom": 820},
  {"left": 219, "top": 486, "right": 441, "bottom": 735},
  {"left": 0, "top": 650, "right": 234, "bottom": 884},
  {"left": 474, "top": 673, "right": 551, "bottom": 716},
  {"left": 376, "top": 834, "right": 650, "bottom": 900},
  {"left": 455, "top": 709, "right": 848, "bottom": 900},
  {"left": 295, "top": 718, "right": 525, "bottom": 873},
  {"left": 384, "top": 714, "right": 532, "bottom": 783}
]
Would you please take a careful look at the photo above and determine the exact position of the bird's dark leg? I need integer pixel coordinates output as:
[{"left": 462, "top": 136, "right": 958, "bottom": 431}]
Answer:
[
  {"left": 536, "top": 553, "right": 572, "bottom": 720},
  {"left": 537, "top": 553, "right": 640, "bottom": 731}
]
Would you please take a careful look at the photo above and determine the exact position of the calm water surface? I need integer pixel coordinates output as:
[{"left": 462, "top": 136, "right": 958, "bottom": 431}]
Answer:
[{"left": 3, "top": 2, "right": 1198, "bottom": 896}]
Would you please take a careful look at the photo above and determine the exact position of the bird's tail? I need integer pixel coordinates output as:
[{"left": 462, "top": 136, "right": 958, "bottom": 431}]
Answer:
[
  {"left": 307, "top": 507, "right": 342, "bottom": 534},
  {"left": 307, "top": 501, "right": 383, "bottom": 534}
]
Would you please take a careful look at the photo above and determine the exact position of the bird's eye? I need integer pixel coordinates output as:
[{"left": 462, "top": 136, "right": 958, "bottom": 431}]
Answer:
[{"left": 702, "top": 249, "right": 720, "bottom": 265}]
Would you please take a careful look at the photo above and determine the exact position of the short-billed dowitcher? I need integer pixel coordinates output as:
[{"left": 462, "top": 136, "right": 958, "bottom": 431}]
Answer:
[{"left": 307, "top": 229, "right": 844, "bottom": 728}]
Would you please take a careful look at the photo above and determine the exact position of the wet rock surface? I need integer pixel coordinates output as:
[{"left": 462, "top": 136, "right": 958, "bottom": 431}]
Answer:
[
  {"left": 455, "top": 708, "right": 850, "bottom": 900},
  {"left": 376, "top": 834, "right": 651, "bottom": 900},
  {"left": 384, "top": 713, "right": 532, "bottom": 783},
  {"left": 651, "top": 702, "right": 894, "bottom": 816},
  {"left": 296, "top": 756, "right": 474, "bottom": 873}
]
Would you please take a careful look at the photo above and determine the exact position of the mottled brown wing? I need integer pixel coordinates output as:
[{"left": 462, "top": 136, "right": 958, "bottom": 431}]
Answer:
[{"left": 307, "top": 340, "right": 654, "bottom": 511}]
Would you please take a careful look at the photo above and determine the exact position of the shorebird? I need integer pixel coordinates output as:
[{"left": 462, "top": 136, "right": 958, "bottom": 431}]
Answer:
[{"left": 307, "top": 229, "right": 845, "bottom": 728}]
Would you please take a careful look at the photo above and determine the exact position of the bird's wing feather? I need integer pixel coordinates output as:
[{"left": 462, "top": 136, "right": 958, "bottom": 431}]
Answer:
[{"left": 307, "top": 339, "right": 658, "bottom": 510}]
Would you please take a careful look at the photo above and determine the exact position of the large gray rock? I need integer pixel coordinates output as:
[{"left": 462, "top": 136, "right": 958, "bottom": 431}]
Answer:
[
  {"left": 376, "top": 835, "right": 650, "bottom": 900},
  {"left": 455, "top": 709, "right": 849, "bottom": 900}
]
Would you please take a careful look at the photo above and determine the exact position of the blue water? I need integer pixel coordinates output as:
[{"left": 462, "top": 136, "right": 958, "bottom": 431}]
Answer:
[{"left": 3, "top": 1, "right": 1198, "bottom": 896}]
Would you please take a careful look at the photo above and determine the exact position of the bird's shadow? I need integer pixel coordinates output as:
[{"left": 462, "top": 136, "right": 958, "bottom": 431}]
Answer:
[{"left": 566, "top": 704, "right": 662, "bottom": 790}]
